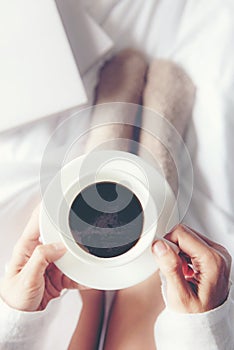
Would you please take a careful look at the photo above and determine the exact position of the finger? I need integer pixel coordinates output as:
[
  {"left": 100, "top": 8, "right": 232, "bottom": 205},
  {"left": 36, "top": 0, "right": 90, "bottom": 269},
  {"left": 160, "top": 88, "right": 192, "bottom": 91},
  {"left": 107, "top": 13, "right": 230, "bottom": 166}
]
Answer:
[
  {"left": 47, "top": 264, "right": 64, "bottom": 292},
  {"left": 183, "top": 225, "right": 232, "bottom": 265},
  {"left": 165, "top": 224, "right": 214, "bottom": 263},
  {"left": 47, "top": 264, "right": 77, "bottom": 290},
  {"left": 21, "top": 205, "right": 41, "bottom": 241},
  {"left": 21, "top": 242, "right": 67, "bottom": 284},
  {"left": 40, "top": 289, "right": 54, "bottom": 311},
  {"left": 166, "top": 225, "right": 232, "bottom": 272},
  {"left": 7, "top": 207, "right": 41, "bottom": 276},
  {"left": 45, "top": 275, "right": 61, "bottom": 298},
  {"left": 62, "top": 275, "right": 90, "bottom": 290},
  {"left": 183, "top": 224, "right": 222, "bottom": 248},
  {"left": 152, "top": 240, "right": 190, "bottom": 297},
  {"left": 61, "top": 274, "right": 80, "bottom": 290}
]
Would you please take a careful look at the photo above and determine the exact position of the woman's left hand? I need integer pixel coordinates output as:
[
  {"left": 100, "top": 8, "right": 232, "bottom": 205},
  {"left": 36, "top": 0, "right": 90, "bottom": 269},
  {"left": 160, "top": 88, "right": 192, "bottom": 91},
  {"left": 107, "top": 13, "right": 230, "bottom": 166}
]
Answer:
[{"left": 152, "top": 224, "right": 232, "bottom": 313}]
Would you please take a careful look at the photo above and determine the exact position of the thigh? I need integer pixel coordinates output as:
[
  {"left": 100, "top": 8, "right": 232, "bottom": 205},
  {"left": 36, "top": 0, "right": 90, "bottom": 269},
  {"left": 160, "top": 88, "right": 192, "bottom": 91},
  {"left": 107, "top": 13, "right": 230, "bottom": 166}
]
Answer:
[{"left": 104, "top": 271, "right": 165, "bottom": 350}]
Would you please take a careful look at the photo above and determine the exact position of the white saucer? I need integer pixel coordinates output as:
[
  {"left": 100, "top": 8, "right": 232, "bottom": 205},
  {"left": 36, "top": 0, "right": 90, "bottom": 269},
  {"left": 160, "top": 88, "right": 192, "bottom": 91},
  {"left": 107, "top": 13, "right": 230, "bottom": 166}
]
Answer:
[{"left": 40, "top": 150, "right": 179, "bottom": 290}]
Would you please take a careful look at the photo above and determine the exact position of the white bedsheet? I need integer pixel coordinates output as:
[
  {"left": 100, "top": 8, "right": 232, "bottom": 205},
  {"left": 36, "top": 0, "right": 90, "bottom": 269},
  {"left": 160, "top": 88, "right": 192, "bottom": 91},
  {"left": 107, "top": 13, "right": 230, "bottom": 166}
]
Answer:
[{"left": 1, "top": 0, "right": 234, "bottom": 349}]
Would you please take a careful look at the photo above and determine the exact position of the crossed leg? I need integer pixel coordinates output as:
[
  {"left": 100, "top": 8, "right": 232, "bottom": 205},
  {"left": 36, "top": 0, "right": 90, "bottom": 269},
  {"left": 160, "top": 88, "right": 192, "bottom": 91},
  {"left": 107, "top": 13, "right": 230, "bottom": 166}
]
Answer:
[{"left": 103, "top": 271, "right": 164, "bottom": 350}]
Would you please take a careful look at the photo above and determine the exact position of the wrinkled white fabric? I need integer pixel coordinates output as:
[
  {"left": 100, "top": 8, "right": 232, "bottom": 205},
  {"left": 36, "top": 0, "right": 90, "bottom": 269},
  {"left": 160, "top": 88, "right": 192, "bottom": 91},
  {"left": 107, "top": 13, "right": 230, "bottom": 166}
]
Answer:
[
  {"left": 155, "top": 288, "right": 234, "bottom": 350},
  {"left": 0, "top": 290, "right": 82, "bottom": 350},
  {"left": 0, "top": 0, "right": 234, "bottom": 349}
]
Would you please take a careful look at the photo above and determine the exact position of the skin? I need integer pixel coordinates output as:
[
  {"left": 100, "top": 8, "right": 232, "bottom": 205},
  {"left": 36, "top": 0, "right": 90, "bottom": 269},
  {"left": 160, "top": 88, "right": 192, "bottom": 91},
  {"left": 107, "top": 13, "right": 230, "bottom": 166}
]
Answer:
[
  {"left": 152, "top": 224, "right": 232, "bottom": 313},
  {"left": 85, "top": 49, "right": 147, "bottom": 154},
  {"left": 139, "top": 59, "right": 195, "bottom": 195},
  {"left": 68, "top": 289, "right": 105, "bottom": 350},
  {"left": 0, "top": 207, "right": 75, "bottom": 312},
  {"left": 104, "top": 271, "right": 165, "bottom": 350}
]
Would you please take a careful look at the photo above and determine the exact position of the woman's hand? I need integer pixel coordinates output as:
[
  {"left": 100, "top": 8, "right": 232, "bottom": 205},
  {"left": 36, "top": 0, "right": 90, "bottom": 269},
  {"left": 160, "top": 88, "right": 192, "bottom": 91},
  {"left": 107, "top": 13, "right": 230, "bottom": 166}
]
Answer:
[
  {"left": 0, "top": 207, "right": 83, "bottom": 312},
  {"left": 152, "top": 224, "right": 232, "bottom": 313}
]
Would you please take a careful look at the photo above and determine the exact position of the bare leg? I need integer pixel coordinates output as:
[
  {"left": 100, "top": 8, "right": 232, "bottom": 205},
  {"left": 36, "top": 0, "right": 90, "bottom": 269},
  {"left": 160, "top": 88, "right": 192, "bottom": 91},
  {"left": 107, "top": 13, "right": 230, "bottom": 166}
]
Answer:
[
  {"left": 104, "top": 271, "right": 165, "bottom": 350},
  {"left": 85, "top": 49, "right": 147, "bottom": 153},
  {"left": 139, "top": 59, "right": 195, "bottom": 194},
  {"left": 68, "top": 290, "right": 104, "bottom": 350}
]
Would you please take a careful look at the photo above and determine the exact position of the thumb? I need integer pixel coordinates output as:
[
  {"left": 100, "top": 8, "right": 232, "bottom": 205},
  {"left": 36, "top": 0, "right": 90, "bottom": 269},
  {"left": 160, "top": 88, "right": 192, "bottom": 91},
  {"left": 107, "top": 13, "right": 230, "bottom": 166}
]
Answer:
[
  {"left": 152, "top": 240, "right": 189, "bottom": 297},
  {"left": 22, "top": 242, "right": 66, "bottom": 283}
]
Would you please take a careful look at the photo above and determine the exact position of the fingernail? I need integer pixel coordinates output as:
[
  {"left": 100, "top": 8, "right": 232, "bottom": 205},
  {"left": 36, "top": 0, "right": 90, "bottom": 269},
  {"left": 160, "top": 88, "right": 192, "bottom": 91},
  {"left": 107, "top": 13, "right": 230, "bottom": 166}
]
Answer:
[
  {"left": 153, "top": 240, "right": 168, "bottom": 257},
  {"left": 53, "top": 242, "right": 66, "bottom": 251}
]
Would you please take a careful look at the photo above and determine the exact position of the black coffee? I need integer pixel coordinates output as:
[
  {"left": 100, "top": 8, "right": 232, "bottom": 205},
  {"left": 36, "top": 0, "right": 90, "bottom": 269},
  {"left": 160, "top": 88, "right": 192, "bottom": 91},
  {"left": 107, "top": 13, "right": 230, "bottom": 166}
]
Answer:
[{"left": 69, "top": 181, "right": 143, "bottom": 258}]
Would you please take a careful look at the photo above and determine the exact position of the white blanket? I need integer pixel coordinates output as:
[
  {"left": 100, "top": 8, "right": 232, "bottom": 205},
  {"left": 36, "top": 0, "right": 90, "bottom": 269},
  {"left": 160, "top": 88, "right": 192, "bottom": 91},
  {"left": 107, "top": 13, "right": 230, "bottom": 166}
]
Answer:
[{"left": 0, "top": 0, "right": 234, "bottom": 349}]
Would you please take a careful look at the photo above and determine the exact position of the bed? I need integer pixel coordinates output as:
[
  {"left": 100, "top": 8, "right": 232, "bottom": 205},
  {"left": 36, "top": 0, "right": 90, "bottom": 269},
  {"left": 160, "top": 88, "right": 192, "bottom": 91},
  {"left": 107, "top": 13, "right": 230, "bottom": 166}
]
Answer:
[{"left": 0, "top": 1, "right": 234, "bottom": 348}]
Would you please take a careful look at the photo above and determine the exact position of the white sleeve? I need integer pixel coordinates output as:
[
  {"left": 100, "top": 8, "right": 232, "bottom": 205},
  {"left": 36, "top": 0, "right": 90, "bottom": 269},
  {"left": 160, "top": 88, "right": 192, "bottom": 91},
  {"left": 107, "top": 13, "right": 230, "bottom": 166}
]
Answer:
[
  {"left": 0, "top": 295, "right": 63, "bottom": 350},
  {"left": 155, "top": 284, "right": 234, "bottom": 350}
]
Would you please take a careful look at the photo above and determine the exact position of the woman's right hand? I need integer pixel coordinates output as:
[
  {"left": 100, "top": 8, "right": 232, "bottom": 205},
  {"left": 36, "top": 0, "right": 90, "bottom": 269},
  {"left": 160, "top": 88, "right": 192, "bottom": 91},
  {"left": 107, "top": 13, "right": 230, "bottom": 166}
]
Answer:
[{"left": 0, "top": 207, "right": 85, "bottom": 312}]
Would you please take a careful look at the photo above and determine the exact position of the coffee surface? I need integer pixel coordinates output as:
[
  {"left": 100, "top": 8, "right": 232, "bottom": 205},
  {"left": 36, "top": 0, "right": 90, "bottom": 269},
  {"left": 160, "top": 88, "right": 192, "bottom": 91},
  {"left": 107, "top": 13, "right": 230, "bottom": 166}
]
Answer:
[{"left": 69, "top": 181, "right": 143, "bottom": 258}]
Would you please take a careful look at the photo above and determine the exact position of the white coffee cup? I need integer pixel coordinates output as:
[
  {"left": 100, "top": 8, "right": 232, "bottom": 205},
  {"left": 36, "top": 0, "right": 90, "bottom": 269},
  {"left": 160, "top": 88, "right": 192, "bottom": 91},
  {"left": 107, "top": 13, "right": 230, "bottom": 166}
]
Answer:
[{"left": 40, "top": 150, "right": 179, "bottom": 290}]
